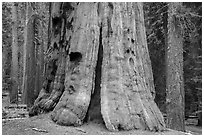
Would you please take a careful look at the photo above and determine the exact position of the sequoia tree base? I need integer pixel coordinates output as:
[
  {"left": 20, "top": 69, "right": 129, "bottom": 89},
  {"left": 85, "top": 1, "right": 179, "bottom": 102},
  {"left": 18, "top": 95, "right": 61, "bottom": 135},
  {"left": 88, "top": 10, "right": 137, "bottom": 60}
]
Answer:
[{"left": 29, "top": 2, "right": 166, "bottom": 132}]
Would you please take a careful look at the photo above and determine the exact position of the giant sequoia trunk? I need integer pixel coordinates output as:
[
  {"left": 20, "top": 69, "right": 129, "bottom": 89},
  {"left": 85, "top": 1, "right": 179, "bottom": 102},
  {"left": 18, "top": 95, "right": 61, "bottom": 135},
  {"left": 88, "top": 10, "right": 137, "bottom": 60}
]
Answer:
[{"left": 29, "top": 2, "right": 165, "bottom": 131}]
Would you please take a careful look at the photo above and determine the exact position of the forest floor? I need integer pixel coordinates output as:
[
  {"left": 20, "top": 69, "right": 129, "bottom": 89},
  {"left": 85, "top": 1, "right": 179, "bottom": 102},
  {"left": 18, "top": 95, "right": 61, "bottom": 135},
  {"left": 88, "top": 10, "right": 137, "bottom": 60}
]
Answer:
[{"left": 2, "top": 95, "right": 202, "bottom": 135}]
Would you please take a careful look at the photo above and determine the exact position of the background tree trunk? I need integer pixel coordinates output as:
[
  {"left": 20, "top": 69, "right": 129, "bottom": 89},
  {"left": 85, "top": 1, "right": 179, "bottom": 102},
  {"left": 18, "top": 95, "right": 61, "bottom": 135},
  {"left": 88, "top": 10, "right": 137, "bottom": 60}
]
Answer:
[
  {"left": 10, "top": 2, "right": 19, "bottom": 103},
  {"left": 34, "top": 13, "right": 44, "bottom": 100},
  {"left": 22, "top": 14, "right": 44, "bottom": 107},
  {"left": 22, "top": 2, "right": 45, "bottom": 107},
  {"left": 22, "top": 14, "right": 36, "bottom": 107},
  {"left": 166, "top": 2, "right": 185, "bottom": 132},
  {"left": 22, "top": 2, "right": 33, "bottom": 105},
  {"left": 29, "top": 2, "right": 165, "bottom": 132}
]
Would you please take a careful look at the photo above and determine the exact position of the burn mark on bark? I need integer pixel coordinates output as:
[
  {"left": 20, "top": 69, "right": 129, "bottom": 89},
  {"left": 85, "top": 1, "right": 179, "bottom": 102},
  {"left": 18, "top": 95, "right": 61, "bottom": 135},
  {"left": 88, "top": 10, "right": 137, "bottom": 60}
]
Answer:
[
  {"left": 129, "top": 57, "right": 134, "bottom": 68},
  {"left": 107, "top": 3, "right": 113, "bottom": 37},
  {"left": 127, "top": 28, "right": 130, "bottom": 33},
  {"left": 69, "top": 52, "right": 82, "bottom": 75},
  {"left": 131, "top": 38, "right": 135, "bottom": 43},
  {"left": 97, "top": 3, "right": 101, "bottom": 17},
  {"left": 53, "top": 42, "right": 58, "bottom": 49},
  {"left": 53, "top": 17, "right": 61, "bottom": 27},
  {"left": 126, "top": 49, "right": 130, "bottom": 54},
  {"left": 47, "top": 61, "right": 58, "bottom": 91},
  {"left": 108, "top": 2, "right": 114, "bottom": 10},
  {"left": 68, "top": 85, "right": 75, "bottom": 94},
  {"left": 52, "top": 17, "right": 62, "bottom": 36},
  {"left": 68, "top": 18, "right": 73, "bottom": 28},
  {"left": 131, "top": 51, "right": 135, "bottom": 55},
  {"left": 125, "top": 48, "right": 135, "bottom": 57},
  {"left": 62, "top": 2, "right": 75, "bottom": 11}
]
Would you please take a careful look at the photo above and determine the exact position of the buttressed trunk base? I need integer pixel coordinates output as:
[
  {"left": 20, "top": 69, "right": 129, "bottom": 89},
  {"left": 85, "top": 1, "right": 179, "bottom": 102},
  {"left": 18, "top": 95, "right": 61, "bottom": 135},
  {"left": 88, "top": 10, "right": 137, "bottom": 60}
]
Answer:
[{"left": 29, "top": 2, "right": 166, "bottom": 132}]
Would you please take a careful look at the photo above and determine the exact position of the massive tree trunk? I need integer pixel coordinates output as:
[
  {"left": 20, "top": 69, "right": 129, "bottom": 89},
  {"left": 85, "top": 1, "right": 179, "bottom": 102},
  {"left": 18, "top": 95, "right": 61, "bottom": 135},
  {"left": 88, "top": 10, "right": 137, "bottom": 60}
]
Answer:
[
  {"left": 29, "top": 2, "right": 165, "bottom": 132},
  {"left": 10, "top": 2, "right": 19, "bottom": 103},
  {"left": 166, "top": 2, "right": 185, "bottom": 132}
]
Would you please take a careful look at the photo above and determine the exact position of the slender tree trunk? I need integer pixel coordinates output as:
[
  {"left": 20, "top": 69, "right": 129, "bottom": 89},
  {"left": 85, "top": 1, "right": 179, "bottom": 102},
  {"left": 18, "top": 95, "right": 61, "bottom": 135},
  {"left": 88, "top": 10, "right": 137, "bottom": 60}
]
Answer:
[
  {"left": 22, "top": 2, "right": 33, "bottom": 104},
  {"left": 22, "top": 13, "right": 44, "bottom": 107},
  {"left": 38, "top": 16, "right": 45, "bottom": 95},
  {"left": 166, "top": 2, "right": 185, "bottom": 132},
  {"left": 23, "top": 14, "right": 35, "bottom": 107},
  {"left": 22, "top": 2, "right": 44, "bottom": 107},
  {"left": 17, "top": 4, "right": 21, "bottom": 96},
  {"left": 46, "top": 2, "right": 52, "bottom": 52},
  {"left": 10, "top": 2, "right": 19, "bottom": 103},
  {"left": 29, "top": 2, "right": 165, "bottom": 132}
]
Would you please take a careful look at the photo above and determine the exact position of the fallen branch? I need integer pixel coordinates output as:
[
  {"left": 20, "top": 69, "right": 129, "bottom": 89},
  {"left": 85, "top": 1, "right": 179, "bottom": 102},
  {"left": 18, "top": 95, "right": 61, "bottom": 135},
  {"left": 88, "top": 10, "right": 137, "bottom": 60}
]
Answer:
[
  {"left": 75, "top": 128, "right": 86, "bottom": 133},
  {"left": 166, "top": 128, "right": 192, "bottom": 135},
  {"left": 32, "top": 127, "right": 48, "bottom": 133},
  {"left": 2, "top": 117, "right": 27, "bottom": 122}
]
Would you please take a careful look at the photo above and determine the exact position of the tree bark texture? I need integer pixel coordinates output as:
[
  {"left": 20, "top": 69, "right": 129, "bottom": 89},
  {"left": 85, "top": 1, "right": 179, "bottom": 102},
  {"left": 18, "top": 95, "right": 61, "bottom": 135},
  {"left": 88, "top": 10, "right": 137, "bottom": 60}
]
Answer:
[
  {"left": 134, "top": 3, "right": 156, "bottom": 99},
  {"left": 29, "top": 2, "right": 165, "bottom": 131},
  {"left": 166, "top": 2, "right": 185, "bottom": 132},
  {"left": 34, "top": 14, "right": 45, "bottom": 100},
  {"left": 10, "top": 2, "right": 19, "bottom": 103},
  {"left": 99, "top": 2, "right": 165, "bottom": 131}
]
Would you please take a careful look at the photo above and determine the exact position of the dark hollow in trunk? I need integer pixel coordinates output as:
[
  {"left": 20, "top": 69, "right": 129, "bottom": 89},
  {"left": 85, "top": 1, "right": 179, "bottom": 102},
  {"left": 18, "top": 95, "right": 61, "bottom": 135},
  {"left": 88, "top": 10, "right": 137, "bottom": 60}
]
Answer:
[
  {"left": 69, "top": 52, "right": 82, "bottom": 62},
  {"left": 85, "top": 26, "right": 103, "bottom": 123}
]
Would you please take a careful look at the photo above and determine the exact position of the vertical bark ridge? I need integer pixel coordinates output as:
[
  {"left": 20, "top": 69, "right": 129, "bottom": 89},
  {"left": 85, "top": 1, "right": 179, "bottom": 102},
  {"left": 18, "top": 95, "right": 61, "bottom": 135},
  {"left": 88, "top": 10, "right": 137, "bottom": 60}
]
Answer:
[
  {"left": 42, "top": 52, "right": 66, "bottom": 110},
  {"left": 134, "top": 3, "right": 156, "bottom": 99}
]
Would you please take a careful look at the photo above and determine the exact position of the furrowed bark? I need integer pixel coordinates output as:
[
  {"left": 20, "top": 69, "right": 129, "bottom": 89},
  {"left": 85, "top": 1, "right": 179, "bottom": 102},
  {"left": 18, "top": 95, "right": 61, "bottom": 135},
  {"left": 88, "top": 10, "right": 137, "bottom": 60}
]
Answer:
[
  {"left": 100, "top": 2, "right": 165, "bottom": 131},
  {"left": 134, "top": 3, "right": 156, "bottom": 99},
  {"left": 29, "top": 2, "right": 81, "bottom": 116},
  {"left": 29, "top": 53, "right": 66, "bottom": 116},
  {"left": 51, "top": 2, "right": 100, "bottom": 126}
]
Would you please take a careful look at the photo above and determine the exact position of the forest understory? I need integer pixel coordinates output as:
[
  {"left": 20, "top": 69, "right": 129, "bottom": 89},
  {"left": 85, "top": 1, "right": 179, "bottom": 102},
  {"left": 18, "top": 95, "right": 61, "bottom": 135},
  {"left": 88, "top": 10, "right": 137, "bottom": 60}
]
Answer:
[{"left": 2, "top": 95, "right": 202, "bottom": 135}]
